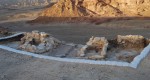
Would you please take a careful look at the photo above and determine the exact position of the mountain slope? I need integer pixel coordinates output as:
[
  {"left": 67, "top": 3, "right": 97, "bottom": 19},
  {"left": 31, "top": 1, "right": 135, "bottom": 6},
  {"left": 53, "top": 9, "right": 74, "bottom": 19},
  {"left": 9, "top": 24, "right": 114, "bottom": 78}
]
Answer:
[
  {"left": 39, "top": 0, "right": 150, "bottom": 17},
  {"left": 40, "top": 0, "right": 91, "bottom": 17}
]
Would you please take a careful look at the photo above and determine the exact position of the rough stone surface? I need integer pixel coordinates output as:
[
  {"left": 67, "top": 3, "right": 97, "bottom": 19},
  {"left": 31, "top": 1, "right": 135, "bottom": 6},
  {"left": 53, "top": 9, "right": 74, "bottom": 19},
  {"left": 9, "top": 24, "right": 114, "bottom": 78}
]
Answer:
[
  {"left": 77, "top": 35, "right": 149, "bottom": 61},
  {"left": 41, "top": 0, "right": 91, "bottom": 17},
  {"left": 78, "top": 37, "right": 108, "bottom": 60},
  {"left": 83, "top": 0, "right": 150, "bottom": 16},
  {"left": 82, "top": 0, "right": 122, "bottom": 17},
  {"left": 40, "top": 0, "right": 150, "bottom": 17},
  {"left": 146, "top": 38, "right": 150, "bottom": 45},
  {"left": 117, "top": 35, "right": 146, "bottom": 50},
  {"left": 19, "top": 30, "right": 61, "bottom": 53}
]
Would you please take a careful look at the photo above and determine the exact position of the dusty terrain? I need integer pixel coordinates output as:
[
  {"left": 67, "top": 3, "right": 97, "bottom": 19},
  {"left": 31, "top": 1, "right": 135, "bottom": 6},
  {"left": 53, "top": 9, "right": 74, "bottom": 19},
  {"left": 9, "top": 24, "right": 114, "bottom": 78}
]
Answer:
[
  {"left": 0, "top": 0, "right": 150, "bottom": 79},
  {"left": 0, "top": 8, "right": 150, "bottom": 44},
  {"left": 1, "top": 49, "right": 150, "bottom": 80},
  {"left": 1, "top": 19, "right": 150, "bottom": 44}
]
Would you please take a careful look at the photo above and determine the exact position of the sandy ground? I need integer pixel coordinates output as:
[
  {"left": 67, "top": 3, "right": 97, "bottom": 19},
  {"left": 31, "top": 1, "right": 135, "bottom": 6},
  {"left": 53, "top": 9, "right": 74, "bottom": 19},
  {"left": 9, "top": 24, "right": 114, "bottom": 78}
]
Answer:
[
  {"left": 0, "top": 8, "right": 150, "bottom": 44},
  {"left": 0, "top": 8, "right": 150, "bottom": 80},
  {"left": 0, "top": 49, "right": 150, "bottom": 80},
  {"left": 1, "top": 20, "right": 150, "bottom": 44}
]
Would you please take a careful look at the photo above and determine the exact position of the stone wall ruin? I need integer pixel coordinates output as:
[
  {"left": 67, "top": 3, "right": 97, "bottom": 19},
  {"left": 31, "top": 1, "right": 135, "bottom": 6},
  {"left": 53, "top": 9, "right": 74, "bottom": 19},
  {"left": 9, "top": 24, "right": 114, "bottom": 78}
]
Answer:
[
  {"left": 0, "top": 30, "right": 149, "bottom": 63},
  {"left": 14, "top": 31, "right": 150, "bottom": 62},
  {"left": 78, "top": 37, "right": 108, "bottom": 60},
  {"left": 117, "top": 35, "right": 146, "bottom": 51},
  {"left": 78, "top": 35, "right": 149, "bottom": 62},
  {"left": 19, "top": 31, "right": 61, "bottom": 53}
]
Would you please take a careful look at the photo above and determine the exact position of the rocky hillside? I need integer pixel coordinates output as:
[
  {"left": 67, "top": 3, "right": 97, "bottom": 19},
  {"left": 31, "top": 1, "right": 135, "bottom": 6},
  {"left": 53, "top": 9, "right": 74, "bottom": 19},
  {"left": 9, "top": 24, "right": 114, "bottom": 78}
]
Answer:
[
  {"left": 0, "top": 0, "right": 58, "bottom": 8},
  {"left": 41, "top": 0, "right": 91, "bottom": 17},
  {"left": 40, "top": 0, "right": 150, "bottom": 17}
]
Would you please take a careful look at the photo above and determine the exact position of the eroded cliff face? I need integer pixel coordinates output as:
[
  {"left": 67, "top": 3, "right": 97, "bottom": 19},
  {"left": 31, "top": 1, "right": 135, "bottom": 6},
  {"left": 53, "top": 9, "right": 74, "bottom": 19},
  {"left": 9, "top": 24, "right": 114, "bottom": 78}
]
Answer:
[
  {"left": 82, "top": 0, "right": 122, "bottom": 17},
  {"left": 40, "top": 0, "right": 150, "bottom": 17},
  {"left": 103, "top": 0, "right": 150, "bottom": 16},
  {"left": 81, "top": 0, "right": 150, "bottom": 16},
  {"left": 41, "top": 0, "right": 90, "bottom": 17}
]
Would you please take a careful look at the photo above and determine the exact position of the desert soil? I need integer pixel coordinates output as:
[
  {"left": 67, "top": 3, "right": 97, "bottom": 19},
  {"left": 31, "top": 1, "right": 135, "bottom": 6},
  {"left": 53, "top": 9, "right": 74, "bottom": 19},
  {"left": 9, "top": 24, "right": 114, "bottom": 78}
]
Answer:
[
  {"left": 0, "top": 8, "right": 150, "bottom": 44},
  {"left": 1, "top": 49, "right": 150, "bottom": 80},
  {"left": 0, "top": 8, "right": 150, "bottom": 80}
]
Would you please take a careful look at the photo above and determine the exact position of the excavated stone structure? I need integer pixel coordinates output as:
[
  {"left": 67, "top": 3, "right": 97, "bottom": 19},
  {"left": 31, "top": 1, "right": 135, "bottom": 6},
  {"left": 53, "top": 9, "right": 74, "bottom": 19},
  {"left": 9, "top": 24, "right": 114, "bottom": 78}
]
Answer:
[
  {"left": 78, "top": 35, "right": 148, "bottom": 61},
  {"left": 1, "top": 30, "right": 150, "bottom": 62},
  {"left": 78, "top": 37, "right": 108, "bottom": 60},
  {"left": 117, "top": 35, "right": 146, "bottom": 50},
  {"left": 116, "top": 35, "right": 147, "bottom": 62},
  {"left": 19, "top": 31, "right": 61, "bottom": 53}
]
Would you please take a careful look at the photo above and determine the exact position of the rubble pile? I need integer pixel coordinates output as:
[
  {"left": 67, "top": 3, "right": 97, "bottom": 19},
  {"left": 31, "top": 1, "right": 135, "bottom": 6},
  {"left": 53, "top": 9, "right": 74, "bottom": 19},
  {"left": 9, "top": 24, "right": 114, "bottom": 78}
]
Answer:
[{"left": 19, "top": 31, "right": 61, "bottom": 53}]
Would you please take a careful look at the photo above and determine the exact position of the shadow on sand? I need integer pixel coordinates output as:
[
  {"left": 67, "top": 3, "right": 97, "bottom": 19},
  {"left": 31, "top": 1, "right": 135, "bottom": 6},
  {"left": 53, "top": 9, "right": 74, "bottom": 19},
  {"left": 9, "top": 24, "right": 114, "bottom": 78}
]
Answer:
[{"left": 28, "top": 16, "right": 150, "bottom": 25}]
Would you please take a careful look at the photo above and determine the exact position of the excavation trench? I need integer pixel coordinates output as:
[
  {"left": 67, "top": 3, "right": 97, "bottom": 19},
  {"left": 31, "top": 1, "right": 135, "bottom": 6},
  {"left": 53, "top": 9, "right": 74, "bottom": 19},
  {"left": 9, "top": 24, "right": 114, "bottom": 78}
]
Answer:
[{"left": 0, "top": 31, "right": 149, "bottom": 63}]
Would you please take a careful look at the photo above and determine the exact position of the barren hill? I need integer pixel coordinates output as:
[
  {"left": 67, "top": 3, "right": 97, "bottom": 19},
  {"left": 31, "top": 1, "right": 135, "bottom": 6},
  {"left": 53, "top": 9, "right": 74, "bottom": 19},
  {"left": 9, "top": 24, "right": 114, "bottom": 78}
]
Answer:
[
  {"left": 40, "top": 0, "right": 150, "bottom": 17},
  {"left": 41, "top": 0, "right": 90, "bottom": 17}
]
